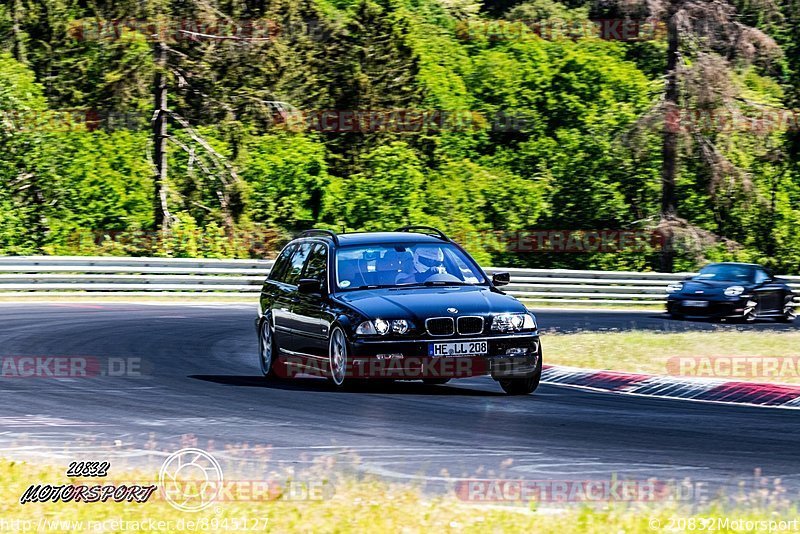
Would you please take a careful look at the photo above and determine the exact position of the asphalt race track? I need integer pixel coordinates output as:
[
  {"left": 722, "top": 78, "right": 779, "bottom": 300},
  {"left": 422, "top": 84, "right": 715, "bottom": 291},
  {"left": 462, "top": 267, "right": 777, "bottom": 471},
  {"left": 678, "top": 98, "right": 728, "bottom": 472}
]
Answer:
[{"left": 1, "top": 303, "right": 798, "bottom": 501}]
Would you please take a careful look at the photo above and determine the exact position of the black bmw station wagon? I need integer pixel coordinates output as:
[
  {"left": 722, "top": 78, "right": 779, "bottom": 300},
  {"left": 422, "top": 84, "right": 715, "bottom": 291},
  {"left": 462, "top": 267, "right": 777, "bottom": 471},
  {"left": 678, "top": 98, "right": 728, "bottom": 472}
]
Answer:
[{"left": 256, "top": 226, "right": 542, "bottom": 395}]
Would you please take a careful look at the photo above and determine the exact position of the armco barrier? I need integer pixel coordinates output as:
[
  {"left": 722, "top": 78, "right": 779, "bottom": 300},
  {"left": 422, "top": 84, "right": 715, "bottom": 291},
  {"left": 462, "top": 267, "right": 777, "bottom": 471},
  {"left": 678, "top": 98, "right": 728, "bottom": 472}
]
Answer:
[{"left": 0, "top": 256, "right": 797, "bottom": 305}]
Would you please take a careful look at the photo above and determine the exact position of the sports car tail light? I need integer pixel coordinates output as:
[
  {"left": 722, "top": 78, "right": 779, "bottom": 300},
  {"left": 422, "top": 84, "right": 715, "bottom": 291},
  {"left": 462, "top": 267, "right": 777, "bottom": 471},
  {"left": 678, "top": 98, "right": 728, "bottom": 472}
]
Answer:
[
  {"left": 426, "top": 317, "right": 455, "bottom": 336},
  {"left": 457, "top": 316, "right": 484, "bottom": 335}
]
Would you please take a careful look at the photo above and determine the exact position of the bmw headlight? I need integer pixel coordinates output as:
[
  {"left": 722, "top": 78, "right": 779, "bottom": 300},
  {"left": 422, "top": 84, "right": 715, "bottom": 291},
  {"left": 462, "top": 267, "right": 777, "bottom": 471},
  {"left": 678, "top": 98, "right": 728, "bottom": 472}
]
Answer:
[
  {"left": 356, "top": 319, "right": 411, "bottom": 336},
  {"left": 666, "top": 283, "right": 683, "bottom": 293},
  {"left": 374, "top": 318, "right": 390, "bottom": 335},
  {"left": 724, "top": 286, "right": 745, "bottom": 297},
  {"left": 491, "top": 313, "right": 536, "bottom": 333}
]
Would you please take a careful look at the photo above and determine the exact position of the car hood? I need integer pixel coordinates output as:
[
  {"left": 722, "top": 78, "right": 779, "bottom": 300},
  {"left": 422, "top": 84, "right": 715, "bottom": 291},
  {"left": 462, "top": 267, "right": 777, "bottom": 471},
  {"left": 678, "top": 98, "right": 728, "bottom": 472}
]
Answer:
[
  {"left": 335, "top": 285, "right": 527, "bottom": 321},
  {"left": 678, "top": 279, "right": 754, "bottom": 296}
]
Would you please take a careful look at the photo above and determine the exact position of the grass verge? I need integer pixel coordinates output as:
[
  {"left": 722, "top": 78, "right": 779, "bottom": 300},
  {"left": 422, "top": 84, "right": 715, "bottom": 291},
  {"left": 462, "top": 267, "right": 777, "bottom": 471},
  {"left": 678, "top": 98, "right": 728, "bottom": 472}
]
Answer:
[
  {"left": 1, "top": 459, "right": 796, "bottom": 533},
  {"left": 544, "top": 331, "right": 800, "bottom": 384}
]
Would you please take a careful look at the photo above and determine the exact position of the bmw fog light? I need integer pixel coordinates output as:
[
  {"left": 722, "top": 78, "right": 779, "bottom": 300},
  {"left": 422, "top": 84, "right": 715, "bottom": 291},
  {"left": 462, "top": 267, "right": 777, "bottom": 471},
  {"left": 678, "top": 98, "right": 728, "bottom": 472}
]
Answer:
[{"left": 391, "top": 319, "right": 409, "bottom": 334}]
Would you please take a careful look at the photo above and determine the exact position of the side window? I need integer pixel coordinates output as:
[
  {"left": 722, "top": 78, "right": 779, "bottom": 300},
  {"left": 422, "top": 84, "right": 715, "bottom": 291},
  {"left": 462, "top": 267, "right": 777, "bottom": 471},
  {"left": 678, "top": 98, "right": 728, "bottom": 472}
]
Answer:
[
  {"left": 284, "top": 243, "right": 313, "bottom": 286},
  {"left": 754, "top": 269, "right": 770, "bottom": 284},
  {"left": 303, "top": 243, "right": 328, "bottom": 283},
  {"left": 268, "top": 244, "right": 295, "bottom": 283}
]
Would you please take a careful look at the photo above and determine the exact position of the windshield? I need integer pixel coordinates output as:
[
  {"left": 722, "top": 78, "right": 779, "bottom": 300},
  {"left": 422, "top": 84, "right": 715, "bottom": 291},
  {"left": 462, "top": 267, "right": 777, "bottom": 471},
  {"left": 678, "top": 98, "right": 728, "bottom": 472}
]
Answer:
[
  {"left": 695, "top": 264, "right": 755, "bottom": 283},
  {"left": 335, "top": 243, "right": 486, "bottom": 290}
]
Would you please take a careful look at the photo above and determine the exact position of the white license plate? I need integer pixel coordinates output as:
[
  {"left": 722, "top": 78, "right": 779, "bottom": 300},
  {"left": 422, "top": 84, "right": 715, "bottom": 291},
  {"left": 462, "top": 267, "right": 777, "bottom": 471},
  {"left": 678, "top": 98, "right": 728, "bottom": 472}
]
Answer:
[
  {"left": 682, "top": 300, "right": 709, "bottom": 307},
  {"left": 429, "top": 341, "right": 488, "bottom": 357}
]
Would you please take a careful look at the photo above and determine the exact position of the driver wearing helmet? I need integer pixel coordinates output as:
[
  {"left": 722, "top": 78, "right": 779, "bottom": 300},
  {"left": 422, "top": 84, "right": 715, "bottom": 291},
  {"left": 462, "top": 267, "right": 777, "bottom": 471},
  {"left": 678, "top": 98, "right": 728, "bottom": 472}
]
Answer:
[{"left": 395, "top": 246, "right": 445, "bottom": 284}]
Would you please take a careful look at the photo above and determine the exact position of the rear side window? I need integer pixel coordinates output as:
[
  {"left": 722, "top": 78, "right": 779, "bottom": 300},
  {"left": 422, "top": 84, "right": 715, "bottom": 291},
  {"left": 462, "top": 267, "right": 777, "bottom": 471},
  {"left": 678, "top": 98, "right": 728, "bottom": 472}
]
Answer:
[
  {"left": 303, "top": 243, "right": 328, "bottom": 283},
  {"left": 268, "top": 244, "right": 296, "bottom": 283},
  {"left": 283, "top": 243, "right": 313, "bottom": 286}
]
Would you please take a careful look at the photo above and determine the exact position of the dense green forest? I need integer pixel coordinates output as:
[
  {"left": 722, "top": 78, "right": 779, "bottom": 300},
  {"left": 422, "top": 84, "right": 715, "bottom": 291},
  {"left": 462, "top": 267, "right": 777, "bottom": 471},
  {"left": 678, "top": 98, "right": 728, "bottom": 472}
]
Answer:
[{"left": 0, "top": 0, "right": 798, "bottom": 272}]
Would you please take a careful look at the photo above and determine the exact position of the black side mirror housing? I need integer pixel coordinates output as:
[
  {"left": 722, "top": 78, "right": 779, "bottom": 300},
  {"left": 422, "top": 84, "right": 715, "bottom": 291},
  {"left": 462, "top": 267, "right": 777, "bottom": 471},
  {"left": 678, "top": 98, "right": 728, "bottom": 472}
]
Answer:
[
  {"left": 297, "top": 278, "right": 323, "bottom": 294},
  {"left": 492, "top": 272, "right": 511, "bottom": 286}
]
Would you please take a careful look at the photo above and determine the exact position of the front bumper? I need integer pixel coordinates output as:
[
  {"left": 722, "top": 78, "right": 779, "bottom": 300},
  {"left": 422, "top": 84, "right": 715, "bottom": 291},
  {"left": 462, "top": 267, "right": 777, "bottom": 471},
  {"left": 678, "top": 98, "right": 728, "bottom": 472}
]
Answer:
[
  {"left": 348, "top": 333, "right": 541, "bottom": 380},
  {"left": 666, "top": 297, "right": 749, "bottom": 318}
]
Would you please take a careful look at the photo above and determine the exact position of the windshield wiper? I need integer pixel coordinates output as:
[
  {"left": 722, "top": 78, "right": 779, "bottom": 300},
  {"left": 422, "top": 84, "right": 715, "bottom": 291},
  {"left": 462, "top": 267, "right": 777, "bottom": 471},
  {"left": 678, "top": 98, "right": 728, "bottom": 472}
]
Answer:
[
  {"left": 349, "top": 284, "right": 396, "bottom": 290},
  {"left": 392, "top": 281, "right": 474, "bottom": 288}
]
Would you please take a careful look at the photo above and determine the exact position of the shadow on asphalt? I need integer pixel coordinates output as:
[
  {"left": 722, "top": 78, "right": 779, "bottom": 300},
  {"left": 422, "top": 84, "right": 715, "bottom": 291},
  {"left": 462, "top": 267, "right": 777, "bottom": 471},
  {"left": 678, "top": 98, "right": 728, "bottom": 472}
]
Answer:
[{"left": 189, "top": 374, "right": 506, "bottom": 396}]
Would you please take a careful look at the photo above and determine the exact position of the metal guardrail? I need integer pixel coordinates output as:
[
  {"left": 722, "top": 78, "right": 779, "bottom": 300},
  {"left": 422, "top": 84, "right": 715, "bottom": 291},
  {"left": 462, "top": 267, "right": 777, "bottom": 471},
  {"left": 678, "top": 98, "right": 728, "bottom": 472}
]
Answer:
[{"left": 0, "top": 256, "right": 797, "bottom": 305}]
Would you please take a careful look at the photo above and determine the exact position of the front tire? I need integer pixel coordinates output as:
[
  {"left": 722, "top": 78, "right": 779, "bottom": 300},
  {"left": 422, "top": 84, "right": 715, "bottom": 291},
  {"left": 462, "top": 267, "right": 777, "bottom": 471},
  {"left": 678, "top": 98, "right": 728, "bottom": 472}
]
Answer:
[
  {"left": 498, "top": 353, "right": 542, "bottom": 395},
  {"left": 743, "top": 298, "right": 758, "bottom": 323},
  {"left": 328, "top": 326, "right": 348, "bottom": 387},
  {"left": 258, "top": 318, "right": 278, "bottom": 379}
]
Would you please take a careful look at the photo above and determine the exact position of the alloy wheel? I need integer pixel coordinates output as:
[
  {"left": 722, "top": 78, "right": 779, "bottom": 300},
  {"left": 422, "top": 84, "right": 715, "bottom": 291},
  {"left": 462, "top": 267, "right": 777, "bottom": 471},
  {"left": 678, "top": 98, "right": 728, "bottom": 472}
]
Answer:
[
  {"left": 329, "top": 328, "right": 347, "bottom": 386},
  {"left": 260, "top": 320, "right": 273, "bottom": 376}
]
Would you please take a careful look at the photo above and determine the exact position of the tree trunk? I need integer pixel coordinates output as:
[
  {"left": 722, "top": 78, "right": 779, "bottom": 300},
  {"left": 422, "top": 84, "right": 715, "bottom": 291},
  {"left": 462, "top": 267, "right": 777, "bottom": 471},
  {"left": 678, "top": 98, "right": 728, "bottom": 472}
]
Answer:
[
  {"left": 153, "top": 42, "right": 171, "bottom": 235},
  {"left": 659, "top": 1, "right": 680, "bottom": 272},
  {"left": 11, "top": 0, "right": 27, "bottom": 63}
]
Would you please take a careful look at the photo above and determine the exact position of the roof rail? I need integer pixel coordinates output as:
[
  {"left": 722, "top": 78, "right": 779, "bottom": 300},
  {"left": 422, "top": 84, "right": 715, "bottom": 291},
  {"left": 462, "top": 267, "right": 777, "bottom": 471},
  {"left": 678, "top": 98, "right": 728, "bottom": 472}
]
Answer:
[
  {"left": 394, "top": 225, "right": 450, "bottom": 242},
  {"left": 301, "top": 229, "right": 339, "bottom": 245}
]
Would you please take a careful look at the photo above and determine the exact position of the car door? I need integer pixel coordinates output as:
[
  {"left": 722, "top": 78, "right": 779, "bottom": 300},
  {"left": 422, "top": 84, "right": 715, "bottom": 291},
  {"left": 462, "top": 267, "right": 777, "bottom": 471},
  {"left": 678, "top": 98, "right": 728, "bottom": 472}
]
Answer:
[
  {"left": 272, "top": 242, "right": 313, "bottom": 351},
  {"left": 290, "top": 242, "right": 333, "bottom": 362},
  {"left": 753, "top": 268, "right": 783, "bottom": 314},
  {"left": 261, "top": 244, "right": 295, "bottom": 352}
]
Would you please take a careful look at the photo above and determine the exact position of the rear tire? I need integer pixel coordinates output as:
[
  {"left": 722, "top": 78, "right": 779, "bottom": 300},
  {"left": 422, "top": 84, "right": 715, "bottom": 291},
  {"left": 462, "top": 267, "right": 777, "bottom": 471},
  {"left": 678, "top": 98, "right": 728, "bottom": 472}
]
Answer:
[{"left": 778, "top": 306, "right": 796, "bottom": 323}]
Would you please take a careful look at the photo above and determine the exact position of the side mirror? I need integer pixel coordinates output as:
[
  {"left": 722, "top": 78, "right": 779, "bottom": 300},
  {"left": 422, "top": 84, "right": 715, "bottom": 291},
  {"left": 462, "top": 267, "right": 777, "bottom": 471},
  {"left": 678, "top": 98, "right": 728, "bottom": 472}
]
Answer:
[
  {"left": 492, "top": 272, "right": 511, "bottom": 287},
  {"left": 297, "top": 278, "right": 323, "bottom": 294}
]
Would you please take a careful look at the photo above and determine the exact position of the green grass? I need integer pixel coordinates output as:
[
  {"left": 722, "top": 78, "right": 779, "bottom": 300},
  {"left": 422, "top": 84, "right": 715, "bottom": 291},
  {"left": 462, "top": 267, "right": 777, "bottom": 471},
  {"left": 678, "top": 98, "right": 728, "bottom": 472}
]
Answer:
[
  {"left": 524, "top": 301, "right": 664, "bottom": 311},
  {"left": 1, "top": 459, "right": 796, "bottom": 533},
  {"left": 544, "top": 331, "right": 800, "bottom": 383}
]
